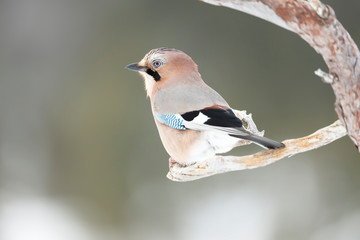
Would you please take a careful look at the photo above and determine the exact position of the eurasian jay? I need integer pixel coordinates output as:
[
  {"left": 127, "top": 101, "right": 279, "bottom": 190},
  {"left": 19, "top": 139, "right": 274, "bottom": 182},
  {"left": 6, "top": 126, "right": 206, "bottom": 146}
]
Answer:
[{"left": 126, "top": 48, "right": 284, "bottom": 165}]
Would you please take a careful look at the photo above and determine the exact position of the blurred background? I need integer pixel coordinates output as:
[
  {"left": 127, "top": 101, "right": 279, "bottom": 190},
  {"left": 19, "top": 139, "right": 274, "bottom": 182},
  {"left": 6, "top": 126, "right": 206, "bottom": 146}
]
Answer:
[{"left": 1, "top": 0, "right": 359, "bottom": 239}]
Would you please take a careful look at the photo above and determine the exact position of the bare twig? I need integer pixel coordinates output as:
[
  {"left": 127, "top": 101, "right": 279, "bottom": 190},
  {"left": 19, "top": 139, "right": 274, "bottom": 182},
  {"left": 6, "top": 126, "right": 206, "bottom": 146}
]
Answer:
[
  {"left": 168, "top": 119, "right": 346, "bottom": 182},
  {"left": 314, "top": 68, "right": 337, "bottom": 84}
]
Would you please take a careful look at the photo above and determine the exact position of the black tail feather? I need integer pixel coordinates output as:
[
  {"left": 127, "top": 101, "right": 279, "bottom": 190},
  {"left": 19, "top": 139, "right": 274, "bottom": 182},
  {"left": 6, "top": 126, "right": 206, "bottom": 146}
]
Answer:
[{"left": 230, "top": 134, "right": 285, "bottom": 149}]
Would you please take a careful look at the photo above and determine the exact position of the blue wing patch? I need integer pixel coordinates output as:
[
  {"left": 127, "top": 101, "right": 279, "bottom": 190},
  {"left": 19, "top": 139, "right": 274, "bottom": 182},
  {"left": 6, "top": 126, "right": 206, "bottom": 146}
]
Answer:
[{"left": 156, "top": 114, "right": 186, "bottom": 130}]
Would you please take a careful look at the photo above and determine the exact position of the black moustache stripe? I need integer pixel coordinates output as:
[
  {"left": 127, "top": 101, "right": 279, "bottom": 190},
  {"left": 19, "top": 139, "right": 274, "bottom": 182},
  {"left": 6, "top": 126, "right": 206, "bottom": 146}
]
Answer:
[{"left": 146, "top": 68, "right": 161, "bottom": 81}]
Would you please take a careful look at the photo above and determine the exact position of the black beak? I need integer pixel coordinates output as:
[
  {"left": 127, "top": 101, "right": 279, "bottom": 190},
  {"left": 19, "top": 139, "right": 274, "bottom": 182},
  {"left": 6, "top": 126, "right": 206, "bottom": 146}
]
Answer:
[{"left": 126, "top": 62, "right": 147, "bottom": 72}]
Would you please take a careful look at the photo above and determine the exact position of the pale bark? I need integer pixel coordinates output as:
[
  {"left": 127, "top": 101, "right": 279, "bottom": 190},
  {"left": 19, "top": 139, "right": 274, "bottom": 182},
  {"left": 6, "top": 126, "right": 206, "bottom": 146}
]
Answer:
[
  {"left": 167, "top": 0, "right": 359, "bottom": 181},
  {"left": 168, "top": 117, "right": 346, "bottom": 182},
  {"left": 200, "top": 0, "right": 360, "bottom": 148}
]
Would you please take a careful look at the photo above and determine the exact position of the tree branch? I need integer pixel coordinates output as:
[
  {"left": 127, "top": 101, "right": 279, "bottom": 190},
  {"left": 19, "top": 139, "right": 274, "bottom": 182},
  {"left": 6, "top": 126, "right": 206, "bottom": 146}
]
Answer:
[
  {"left": 168, "top": 118, "right": 346, "bottom": 182},
  {"left": 200, "top": 0, "right": 360, "bottom": 148},
  {"left": 166, "top": 0, "right": 359, "bottom": 181}
]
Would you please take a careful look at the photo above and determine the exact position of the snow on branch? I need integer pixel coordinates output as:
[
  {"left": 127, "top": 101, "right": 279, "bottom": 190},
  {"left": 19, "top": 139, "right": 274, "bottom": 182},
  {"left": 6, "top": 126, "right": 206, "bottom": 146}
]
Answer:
[{"left": 167, "top": 0, "right": 360, "bottom": 181}]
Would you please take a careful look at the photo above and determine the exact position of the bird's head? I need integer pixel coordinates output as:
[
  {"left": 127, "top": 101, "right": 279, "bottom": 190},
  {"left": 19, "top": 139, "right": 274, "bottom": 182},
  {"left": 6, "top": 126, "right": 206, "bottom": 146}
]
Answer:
[{"left": 126, "top": 48, "right": 199, "bottom": 97}]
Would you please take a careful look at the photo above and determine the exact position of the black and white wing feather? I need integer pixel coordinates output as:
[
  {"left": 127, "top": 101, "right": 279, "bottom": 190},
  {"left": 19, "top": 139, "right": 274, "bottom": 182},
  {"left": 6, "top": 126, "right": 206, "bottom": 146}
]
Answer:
[{"left": 156, "top": 108, "right": 284, "bottom": 149}]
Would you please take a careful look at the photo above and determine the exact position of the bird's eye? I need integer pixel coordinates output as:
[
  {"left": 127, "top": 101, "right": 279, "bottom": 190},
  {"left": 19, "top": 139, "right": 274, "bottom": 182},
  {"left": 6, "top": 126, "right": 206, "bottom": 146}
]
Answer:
[{"left": 152, "top": 59, "right": 163, "bottom": 69}]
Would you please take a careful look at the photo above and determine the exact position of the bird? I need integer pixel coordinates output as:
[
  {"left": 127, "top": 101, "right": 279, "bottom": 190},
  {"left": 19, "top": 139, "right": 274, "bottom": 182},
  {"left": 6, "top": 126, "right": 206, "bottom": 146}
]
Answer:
[{"left": 126, "top": 47, "right": 284, "bottom": 165}]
